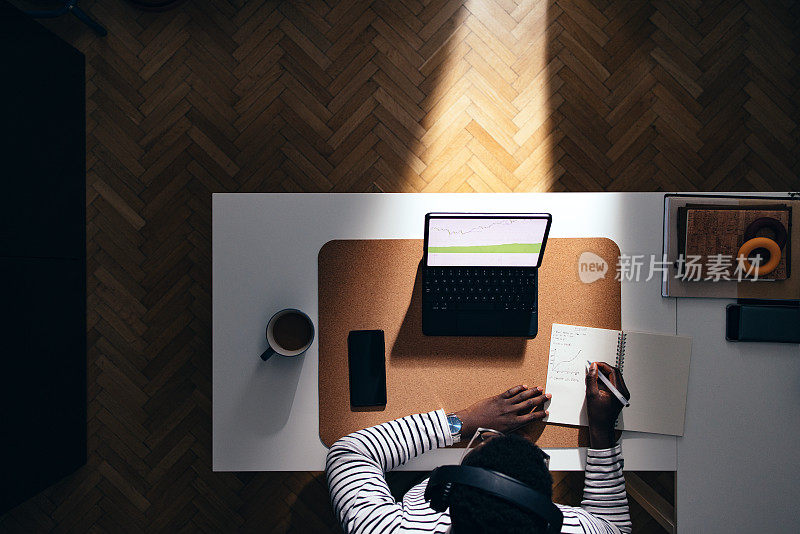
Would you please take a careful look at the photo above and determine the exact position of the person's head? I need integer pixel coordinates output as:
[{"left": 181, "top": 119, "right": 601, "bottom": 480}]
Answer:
[{"left": 448, "top": 434, "right": 553, "bottom": 534}]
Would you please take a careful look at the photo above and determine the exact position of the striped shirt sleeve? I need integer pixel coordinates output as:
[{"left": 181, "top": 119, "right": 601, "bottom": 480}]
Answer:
[
  {"left": 325, "top": 410, "right": 452, "bottom": 534},
  {"left": 558, "top": 443, "right": 631, "bottom": 534}
]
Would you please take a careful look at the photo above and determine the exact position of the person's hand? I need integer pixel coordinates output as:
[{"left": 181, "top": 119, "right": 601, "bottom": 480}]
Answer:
[
  {"left": 586, "top": 362, "right": 630, "bottom": 449},
  {"left": 454, "top": 385, "right": 550, "bottom": 437}
]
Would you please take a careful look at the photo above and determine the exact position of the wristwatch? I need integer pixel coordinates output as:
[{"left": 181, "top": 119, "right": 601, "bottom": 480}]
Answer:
[{"left": 446, "top": 413, "right": 463, "bottom": 444}]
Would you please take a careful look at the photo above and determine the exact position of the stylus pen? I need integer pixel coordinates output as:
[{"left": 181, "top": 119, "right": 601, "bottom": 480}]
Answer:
[{"left": 586, "top": 361, "right": 630, "bottom": 407}]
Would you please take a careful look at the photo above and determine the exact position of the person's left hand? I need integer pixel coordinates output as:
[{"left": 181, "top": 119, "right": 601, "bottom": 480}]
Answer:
[{"left": 453, "top": 385, "right": 550, "bottom": 437}]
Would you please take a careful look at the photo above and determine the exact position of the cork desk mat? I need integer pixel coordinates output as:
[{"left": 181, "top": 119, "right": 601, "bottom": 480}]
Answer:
[{"left": 318, "top": 238, "right": 621, "bottom": 448}]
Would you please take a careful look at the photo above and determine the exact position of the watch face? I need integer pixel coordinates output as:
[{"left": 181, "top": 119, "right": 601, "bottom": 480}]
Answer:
[{"left": 447, "top": 414, "right": 462, "bottom": 434}]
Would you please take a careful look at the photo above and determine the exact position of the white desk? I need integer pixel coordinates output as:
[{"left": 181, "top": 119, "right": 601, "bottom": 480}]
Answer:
[
  {"left": 213, "top": 193, "right": 676, "bottom": 472},
  {"left": 676, "top": 299, "right": 799, "bottom": 531},
  {"left": 214, "top": 192, "right": 800, "bottom": 528}
]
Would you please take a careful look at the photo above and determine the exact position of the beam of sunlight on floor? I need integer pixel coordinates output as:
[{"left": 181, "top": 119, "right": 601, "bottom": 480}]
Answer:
[{"left": 395, "top": 0, "right": 560, "bottom": 193}]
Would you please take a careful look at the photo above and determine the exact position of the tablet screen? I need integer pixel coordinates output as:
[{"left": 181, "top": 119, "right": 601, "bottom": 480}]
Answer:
[{"left": 426, "top": 215, "right": 550, "bottom": 267}]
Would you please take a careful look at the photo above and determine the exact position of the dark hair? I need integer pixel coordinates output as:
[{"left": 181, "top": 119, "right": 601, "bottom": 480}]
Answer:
[{"left": 448, "top": 434, "right": 553, "bottom": 534}]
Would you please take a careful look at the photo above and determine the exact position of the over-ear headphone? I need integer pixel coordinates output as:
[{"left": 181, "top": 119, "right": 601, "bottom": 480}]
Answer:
[{"left": 424, "top": 465, "right": 563, "bottom": 534}]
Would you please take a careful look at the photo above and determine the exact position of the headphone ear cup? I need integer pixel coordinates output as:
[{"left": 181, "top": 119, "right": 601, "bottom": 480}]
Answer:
[
  {"left": 438, "top": 482, "right": 453, "bottom": 511},
  {"left": 429, "top": 485, "right": 444, "bottom": 512},
  {"left": 425, "top": 476, "right": 451, "bottom": 512}
]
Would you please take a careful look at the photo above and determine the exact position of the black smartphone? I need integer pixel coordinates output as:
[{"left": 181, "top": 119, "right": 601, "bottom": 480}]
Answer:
[
  {"left": 726, "top": 304, "right": 800, "bottom": 343},
  {"left": 347, "top": 330, "right": 387, "bottom": 407}
]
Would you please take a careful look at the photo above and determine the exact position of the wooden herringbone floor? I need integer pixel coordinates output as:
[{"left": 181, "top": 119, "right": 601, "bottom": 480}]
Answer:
[{"left": 2, "top": 0, "right": 798, "bottom": 532}]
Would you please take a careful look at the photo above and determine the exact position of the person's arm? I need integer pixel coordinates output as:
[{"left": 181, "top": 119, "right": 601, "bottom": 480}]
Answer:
[
  {"left": 325, "top": 385, "right": 549, "bottom": 534},
  {"left": 580, "top": 362, "right": 632, "bottom": 533},
  {"left": 326, "top": 410, "right": 451, "bottom": 534}
]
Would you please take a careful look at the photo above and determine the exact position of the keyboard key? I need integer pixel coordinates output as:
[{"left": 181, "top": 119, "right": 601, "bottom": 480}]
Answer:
[{"left": 459, "top": 302, "right": 488, "bottom": 310}]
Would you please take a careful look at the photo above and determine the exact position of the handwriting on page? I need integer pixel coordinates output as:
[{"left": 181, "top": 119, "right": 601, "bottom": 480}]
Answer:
[{"left": 547, "top": 326, "right": 592, "bottom": 384}]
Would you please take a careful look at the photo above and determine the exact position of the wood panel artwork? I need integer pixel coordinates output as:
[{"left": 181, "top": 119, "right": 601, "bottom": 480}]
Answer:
[
  {"left": 3, "top": 0, "right": 798, "bottom": 532},
  {"left": 685, "top": 207, "right": 790, "bottom": 279}
]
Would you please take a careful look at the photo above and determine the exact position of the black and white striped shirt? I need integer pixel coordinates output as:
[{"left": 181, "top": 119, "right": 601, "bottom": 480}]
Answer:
[{"left": 326, "top": 409, "right": 631, "bottom": 533}]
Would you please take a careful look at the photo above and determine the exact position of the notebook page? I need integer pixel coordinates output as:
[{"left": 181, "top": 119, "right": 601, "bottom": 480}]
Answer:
[
  {"left": 544, "top": 324, "right": 619, "bottom": 427},
  {"left": 616, "top": 332, "right": 692, "bottom": 436}
]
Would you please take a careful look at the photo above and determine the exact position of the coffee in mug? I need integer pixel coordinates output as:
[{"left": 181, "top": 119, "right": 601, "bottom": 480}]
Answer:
[{"left": 261, "top": 309, "right": 315, "bottom": 361}]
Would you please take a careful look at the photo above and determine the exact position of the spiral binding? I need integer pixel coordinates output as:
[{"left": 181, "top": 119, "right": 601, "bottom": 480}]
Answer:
[
  {"left": 615, "top": 332, "right": 627, "bottom": 372},
  {"left": 614, "top": 332, "right": 627, "bottom": 430}
]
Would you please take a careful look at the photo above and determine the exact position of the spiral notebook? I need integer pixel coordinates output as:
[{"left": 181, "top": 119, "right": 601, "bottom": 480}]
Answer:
[{"left": 544, "top": 324, "right": 692, "bottom": 436}]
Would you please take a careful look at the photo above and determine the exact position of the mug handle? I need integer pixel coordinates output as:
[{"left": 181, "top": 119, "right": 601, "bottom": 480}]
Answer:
[{"left": 260, "top": 346, "right": 277, "bottom": 361}]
